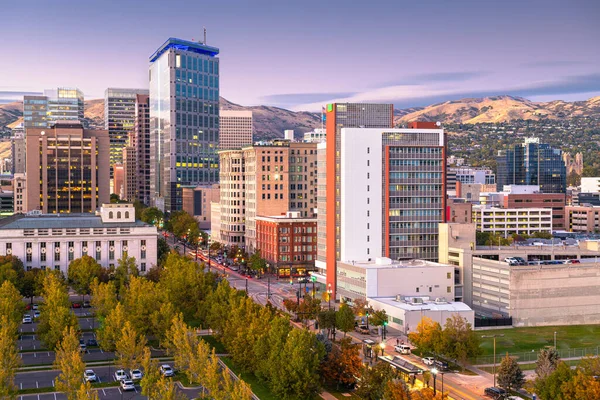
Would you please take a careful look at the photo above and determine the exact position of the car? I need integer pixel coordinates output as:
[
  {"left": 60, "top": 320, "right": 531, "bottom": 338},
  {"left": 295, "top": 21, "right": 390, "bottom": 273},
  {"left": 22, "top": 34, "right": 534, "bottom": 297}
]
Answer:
[
  {"left": 422, "top": 357, "right": 435, "bottom": 366},
  {"left": 84, "top": 369, "right": 97, "bottom": 382},
  {"left": 355, "top": 325, "right": 369, "bottom": 334},
  {"left": 394, "top": 345, "right": 411, "bottom": 354},
  {"left": 160, "top": 364, "right": 174, "bottom": 377},
  {"left": 434, "top": 359, "right": 449, "bottom": 371},
  {"left": 72, "top": 302, "right": 81, "bottom": 309},
  {"left": 297, "top": 277, "right": 309, "bottom": 283},
  {"left": 87, "top": 338, "right": 98, "bottom": 347},
  {"left": 83, "top": 300, "right": 91, "bottom": 308},
  {"left": 566, "top": 259, "right": 581, "bottom": 264},
  {"left": 22, "top": 315, "right": 32, "bottom": 324},
  {"left": 79, "top": 340, "right": 87, "bottom": 353},
  {"left": 485, "top": 387, "right": 507, "bottom": 399},
  {"left": 129, "top": 369, "right": 143, "bottom": 380},
  {"left": 32, "top": 304, "right": 39, "bottom": 310},
  {"left": 120, "top": 379, "right": 135, "bottom": 391},
  {"left": 114, "top": 369, "right": 128, "bottom": 381},
  {"left": 25, "top": 304, "right": 31, "bottom": 310},
  {"left": 503, "top": 257, "right": 517, "bottom": 265},
  {"left": 33, "top": 311, "right": 40, "bottom": 319}
]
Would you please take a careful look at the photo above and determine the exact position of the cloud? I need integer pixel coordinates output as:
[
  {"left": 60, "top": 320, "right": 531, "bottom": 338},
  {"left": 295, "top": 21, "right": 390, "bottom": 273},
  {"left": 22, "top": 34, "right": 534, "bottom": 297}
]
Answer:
[
  {"left": 290, "top": 73, "right": 600, "bottom": 111},
  {"left": 378, "top": 71, "right": 488, "bottom": 87},
  {"left": 522, "top": 60, "right": 589, "bottom": 68},
  {"left": 0, "top": 90, "right": 43, "bottom": 102},
  {"left": 260, "top": 92, "right": 358, "bottom": 109}
]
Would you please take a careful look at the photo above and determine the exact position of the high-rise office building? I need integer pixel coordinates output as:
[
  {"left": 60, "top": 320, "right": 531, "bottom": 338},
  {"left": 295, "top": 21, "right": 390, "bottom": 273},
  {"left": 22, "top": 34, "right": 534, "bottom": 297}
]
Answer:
[
  {"left": 496, "top": 137, "right": 566, "bottom": 193},
  {"left": 122, "top": 94, "right": 151, "bottom": 204},
  {"left": 149, "top": 38, "right": 220, "bottom": 213},
  {"left": 320, "top": 103, "right": 394, "bottom": 297},
  {"left": 219, "top": 110, "right": 253, "bottom": 149},
  {"left": 25, "top": 121, "right": 110, "bottom": 213},
  {"left": 24, "top": 88, "right": 84, "bottom": 129},
  {"left": 104, "top": 88, "right": 149, "bottom": 169}
]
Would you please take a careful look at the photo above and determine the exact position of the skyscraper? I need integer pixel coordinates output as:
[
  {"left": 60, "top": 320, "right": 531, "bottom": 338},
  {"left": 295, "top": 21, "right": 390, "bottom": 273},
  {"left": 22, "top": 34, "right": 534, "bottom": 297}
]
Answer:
[
  {"left": 23, "top": 88, "right": 84, "bottom": 128},
  {"left": 149, "top": 38, "right": 220, "bottom": 213},
  {"left": 122, "top": 94, "right": 151, "bottom": 204},
  {"left": 25, "top": 121, "right": 110, "bottom": 213},
  {"left": 219, "top": 110, "right": 253, "bottom": 149},
  {"left": 496, "top": 137, "right": 567, "bottom": 193},
  {"left": 104, "top": 88, "right": 149, "bottom": 170},
  {"left": 321, "top": 103, "right": 394, "bottom": 298}
]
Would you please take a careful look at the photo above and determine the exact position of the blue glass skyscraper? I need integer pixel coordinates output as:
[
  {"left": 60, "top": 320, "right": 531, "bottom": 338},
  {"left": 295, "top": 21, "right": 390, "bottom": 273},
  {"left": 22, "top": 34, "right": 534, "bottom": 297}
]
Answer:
[
  {"left": 149, "top": 38, "right": 220, "bottom": 213},
  {"left": 496, "top": 137, "right": 566, "bottom": 193}
]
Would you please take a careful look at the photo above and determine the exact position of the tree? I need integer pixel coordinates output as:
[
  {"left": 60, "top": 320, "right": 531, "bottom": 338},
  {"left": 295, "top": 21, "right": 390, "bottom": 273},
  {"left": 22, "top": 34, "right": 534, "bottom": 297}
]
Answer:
[
  {"left": 0, "top": 281, "right": 25, "bottom": 331},
  {"left": 0, "top": 255, "right": 24, "bottom": 290},
  {"left": 318, "top": 310, "right": 337, "bottom": 341},
  {"left": 54, "top": 326, "right": 85, "bottom": 400},
  {"left": 141, "top": 207, "right": 164, "bottom": 227},
  {"left": 0, "top": 316, "right": 20, "bottom": 399},
  {"left": 38, "top": 273, "right": 79, "bottom": 350},
  {"left": 157, "top": 237, "right": 171, "bottom": 266},
  {"left": 408, "top": 317, "right": 443, "bottom": 356},
  {"left": 497, "top": 353, "right": 525, "bottom": 391},
  {"left": 68, "top": 255, "right": 102, "bottom": 301},
  {"left": 336, "top": 304, "right": 355, "bottom": 337},
  {"left": 90, "top": 280, "right": 118, "bottom": 320},
  {"left": 20, "top": 268, "right": 42, "bottom": 304},
  {"left": 351, "top": 298, "right": 370, "bottom": 318},
  {"left": 383, "top": 379, "right": 412, "bottom": 400},
  {"left": 97, "top": 303, "right": 126, "bottom": 352},
  {"left": 422, "top": 371, "right": 431, "bottom": 388},
  {"left": 248, "top": 250, "right": 267, "bottom": 273},
  {"left": 561, "top": 369, "right": 600, "bottom": 400},
  {"left": 133, "top": 199, "right": 147, "bottom": 220},
  {"left": 535, "top": 361, "right": 574, "bottom": 400},
  {"left": 355, "top": 362, "right": 396, "bottom": 400},
  {"left": 121, "top": 276, "right": 161, "bottom": 336},
  {"left": 75, "top": 382, "right": 99, "bottom": 400},
  {"left": 115, "top": 321, "right": 147, "bottom": 371},
  {"left": 438, "top": 315, "right": 481, "bottom": 365},
  {"left": 114, "top": 255, "right": 139, "bottom": 296},
  {"left": 110, "top": 193, "right": 120, "bottom": 203},
  {"left": 536, "top": 347, "right": 560, "bottom": 380},
  {"left": 369, "top": 309, "right": 389, "bottom": 328},
  {"left": 321, "top": 337, "right": 362, "bottom": 389}
]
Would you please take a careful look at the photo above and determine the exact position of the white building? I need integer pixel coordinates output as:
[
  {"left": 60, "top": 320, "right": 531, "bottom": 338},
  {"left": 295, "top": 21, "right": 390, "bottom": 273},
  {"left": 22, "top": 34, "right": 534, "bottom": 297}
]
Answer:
[
  {"left": 0, "top": 204, "right": 157, "bottom": 274},
  {"left": 450, "top": 167, "right": 495, "bottom": 185},
  {"left": 219, "top": 110, "right": 253, "bottom": 150},
  {"left": 473, "top": 205, "right": 552, "bottom": 238},
  {"left": 581, "top": 177, "right": 600, "bottom": 193},
  {"left": 303, "top": 129, "right": 326, "bottom": 143}
]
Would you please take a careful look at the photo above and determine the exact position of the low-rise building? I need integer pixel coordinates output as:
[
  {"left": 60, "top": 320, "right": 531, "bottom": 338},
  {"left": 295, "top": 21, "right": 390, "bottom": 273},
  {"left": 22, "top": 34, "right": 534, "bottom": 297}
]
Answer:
[
  {"left": 503, "top": 191, "right": 566, "bottom": 231},
  {"left": 182, "top": 184, "right": 220, "bottom": 230},
  {"left": 581, "top": 177, "right": 600, "bottom": 193},
  {"left": 255, "top": 212, "right": 317, "bottom": 277},
  {"left": 447, "top": 199, "right": 472, "bottom": 223},
  {"left": 0, "top": 203, "right": 157, "bottom": 275},
  {"left": 473, "top": 205, "right": 552, "bottom": 238},
  {"left": 566, "top": 205, "right": 600, "bottom": 232}
]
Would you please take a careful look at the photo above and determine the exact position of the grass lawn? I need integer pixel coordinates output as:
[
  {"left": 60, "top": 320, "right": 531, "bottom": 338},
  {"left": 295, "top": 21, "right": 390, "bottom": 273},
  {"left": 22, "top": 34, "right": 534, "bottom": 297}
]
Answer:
[
  {"left": 201, "top": 335, "right": 227, "bottom": 354},
  {"left": 479, "top": 359, "right": 582, "bottom": 373},
  {"left": 323, "top": 384, "right": 360, "bottom": 399},
  {"left": 220, "top": 356, "right": 278, "bottom": 400},
  {"left": 478, "top": 325, "right": 600, "bottom": 357}
]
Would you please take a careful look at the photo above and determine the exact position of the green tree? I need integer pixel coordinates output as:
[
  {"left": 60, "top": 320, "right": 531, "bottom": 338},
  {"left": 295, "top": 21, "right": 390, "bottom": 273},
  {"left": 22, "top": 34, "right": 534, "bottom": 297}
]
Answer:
[
  {"left": 0, "top": 281, "right": 25, "bottom": 331},
  {"left": 317, "top": 310, "right": 338, "bottom": 341},
  {"left": 115, "top": 321, "right": 146, "bottom": 370},
  {"left": 497, "top": 353, "right": 525, "bottom": 391},
  {"left": 534, "top": 361, "right": 574, "bottom": 400},
  {"left": 355, "top": 362, "right": 395, "bottom": 400},
  {"left": 248, "top": 250, "right": 267, "bottom": 273},
  {"left": 0, "top": 255, "right": 24, "bottom": 290},
  {"left": 336, "top": 304, "right": 355, "bottom": 337},
  {"left": 90, "top": 280, "right": 118, "bottom": 320},
  {"left": 110, "top": 193, "right": 120, "bottom": 203},
  {"left": 141, "top": 207, "right": 164, "bottom": 227},
  {"left": 114, "top": 255, "right": 139, "bottom": 296},
  {"left": 97, "top": 303, "right": 126, "bottom": 352},
  {"left": 254, "top": 316, "right": 292, "bottom": 383},
  {"left": 68, "top": 255, "right": 102, "bottom": 301},
  {"left": 0, "top": 316, "right": 20, "bottom": 399},
  {"left": 38, "top": 273, "right": 79, "bottom": 350},
  {"left": 54, "top": 326, "right": 85, "bottom": 400},
  {"left": 149, "top": 302, "right": 177, "bottom": 346},
  {"left": 408, "top": 317, "right": 443, "bottom": 355},
  {"left": 133, "top": 199, "right": 147, "bottom": 220},
  {"left": 157, "top": 237, "right": 171, "bottom": 266},
  {"left": 536, "top": 347, "right": 560, "bottom": 380},
  {"left": 369, "top": 309, "right": 389, "bottom": 328},
  {"left": 121, "top": 276, "right": 160, "bottom": 335},
  {"left": 20, "top": 268, "right": 42, "bottom": 304},
  {"left": 439, "top": 315, "right": 481, "bottom": 365}
]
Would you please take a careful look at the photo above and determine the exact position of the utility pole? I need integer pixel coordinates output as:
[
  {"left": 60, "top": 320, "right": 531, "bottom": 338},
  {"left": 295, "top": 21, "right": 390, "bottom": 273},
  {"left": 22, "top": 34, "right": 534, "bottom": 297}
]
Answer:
[
  {"left": 482, "top": 334, "right": 505, "bottom": 387},
  {"left": 245, "top": 278, "right": 248, "bottom": 294},
  {"left": 267, "top": 276, "right": 271, "bottom": 299}
]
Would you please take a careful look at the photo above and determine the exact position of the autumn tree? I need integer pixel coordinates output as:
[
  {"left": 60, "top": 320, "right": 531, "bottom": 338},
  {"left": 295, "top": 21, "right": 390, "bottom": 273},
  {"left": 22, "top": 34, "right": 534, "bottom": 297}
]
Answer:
[
  {"left": 438, "top": 315, "right": 481, "bottom": 365},
  {"left": 321, "top": 337, "right": 362, "bottom": 389},
  {"left": 0, "top": 316, "right": 20, "bottom": 399},
  {"left": 355, "top": 361, "right": 396, "bottom": 400},
  {"left": 68, "top": 255, "right": 102, "bottom": 301},
  {"left": 0, "top": 281, "right": 25, "bottom": 331},
  {"left": 408, "top": 317, "right": 443, "bottom": 355},
  {"left": 38, "top": 273, "right": 79, "bottom": 350},
  {"left": 561, "top": 369, "right": 600, "bottom": 400},
  {"left": 336, "top": 304, "right": 355, "bottom": 337},
  {"left": 536, "top": 347, "right": 560, "bottom": 380},
  {"left": 351, "top": 298, "right": 371, "bottom": 318},
  {"left": 140, "top": 347, "right": 187, "bottom": 400},
  {"left": 383, "top": 379, "right": 412, "bottom": 400},
  {"left": 497, "top": 353, "right": 525, "bottom": 391},
  {"left": 115, "top": 321, "right": 147, "bottom": 370},
  {"left": 534, "top": 361, "right": 574, "bottom": 400},
  {"left": 90, "top": 279, "right": 118, "bottom": 320},
  {"left": 75, "top": 382, "right": 99, "bottom": 400},
  {"left": 97, "top": 302, "right": 126, "bottom": 352},
  {"left": 54, "top": 327, "right": 85, "bottom": 400},
  {"left": 0, "top": 255, "right": 24, "bottom": 290},
  {"left": 121, "top": 276, "right": 160, "bottom": 335}
]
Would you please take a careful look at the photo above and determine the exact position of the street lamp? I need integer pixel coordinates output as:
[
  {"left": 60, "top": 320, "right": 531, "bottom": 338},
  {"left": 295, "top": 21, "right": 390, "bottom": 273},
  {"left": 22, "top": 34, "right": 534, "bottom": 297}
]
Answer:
[
  {"left": 482, "top": 334, "right": 505, "bottom": 387},
  {"left": 554, "top": 331, "right": 557, "bottom": 349},
  {"left": 327, "top": 283, "right": 332, "bottom": 310},
  {"left": 431, "top": 367, "right": 438, "bottom": 396},
  {"left": 380, "top": 342, "right": 386, "bottom": 357}
]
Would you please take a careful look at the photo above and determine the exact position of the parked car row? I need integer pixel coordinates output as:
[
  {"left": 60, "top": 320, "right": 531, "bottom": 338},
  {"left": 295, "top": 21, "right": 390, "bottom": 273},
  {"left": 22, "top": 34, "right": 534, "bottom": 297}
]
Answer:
[{"left": 504, "top": 256, "right": 581, "bottom": 266}]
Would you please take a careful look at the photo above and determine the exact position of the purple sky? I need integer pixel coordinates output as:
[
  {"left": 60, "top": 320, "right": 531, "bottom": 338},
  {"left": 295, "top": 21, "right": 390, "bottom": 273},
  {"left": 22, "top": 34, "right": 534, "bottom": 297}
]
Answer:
[{"left": 1, "top": 0, "right": 599, "bottom": 111}]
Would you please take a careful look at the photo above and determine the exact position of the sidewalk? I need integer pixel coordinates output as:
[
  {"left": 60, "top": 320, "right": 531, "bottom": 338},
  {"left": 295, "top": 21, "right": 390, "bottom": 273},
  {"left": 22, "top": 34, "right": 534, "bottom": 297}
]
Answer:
[{"left": 320, "top": 392, "right": 338, "bottom": 400}]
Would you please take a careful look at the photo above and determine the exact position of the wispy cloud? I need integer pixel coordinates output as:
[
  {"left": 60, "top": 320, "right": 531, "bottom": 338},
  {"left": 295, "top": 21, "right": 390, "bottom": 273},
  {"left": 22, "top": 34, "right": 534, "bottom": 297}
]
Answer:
[
  {"left": 377, "top": 71, "right": 489, "bottom": 88},
  {"left": 0, "top": 90, "right": 43, "bottom": 103},
  {"left": 261, "top": 92, "right": 358, "bottom": 109},
  {"left": 522, "top": 60, "right": 589, "bottom": 68}
]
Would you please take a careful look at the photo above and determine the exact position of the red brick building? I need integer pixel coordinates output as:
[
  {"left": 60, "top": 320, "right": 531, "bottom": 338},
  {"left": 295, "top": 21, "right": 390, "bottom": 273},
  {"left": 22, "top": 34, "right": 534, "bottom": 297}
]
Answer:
[
  {"left": 503, "top": 193, "right": 566, "bottom": 231},
  {"left": 255, "top": 212, "right": 317, "bottom": 277}
]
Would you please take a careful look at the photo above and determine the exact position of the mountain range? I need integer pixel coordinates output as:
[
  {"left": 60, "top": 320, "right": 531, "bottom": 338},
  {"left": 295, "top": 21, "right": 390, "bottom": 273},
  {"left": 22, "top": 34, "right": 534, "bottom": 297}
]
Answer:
[{"left": 1, "top": 95, "right": 599, "bottom": 139}]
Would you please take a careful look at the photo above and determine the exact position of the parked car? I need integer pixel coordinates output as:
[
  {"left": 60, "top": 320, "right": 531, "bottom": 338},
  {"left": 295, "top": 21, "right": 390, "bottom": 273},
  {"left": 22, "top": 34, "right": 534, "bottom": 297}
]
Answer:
[
  {"left": 394, "top": 345, "right": 411, "bottom": 354},
  {"left": 434, "top": 359, "right": 449, "bottom": 371},
  {"left": 22, "top": 315, "right": 32, "bottom": 324},
  {"left": 503, "top": 257, "right": 517, "bottom": 265},
  {"left": 114, "top": 369, "right": 128, "bottom": 381},
  {"left": 87, "top": 338, "right": 98, "bottom": 347},
  {"left": 79, "top": 340, "right": 87, "bottom": 353},
  {"left": 160, "top": 364, "right": 174, "bottom": 377},
  {"left": 566, "top": 259, "right": 581, "bottom": 264},
  {"left": 33, "top": 303, "right": 39, "bottom": 310},
  {"left": 83, "top": 300, "right": 91, "bottom": 308},
  {"left": 355, "top": 325, "right": 369, "bottom": 334},
  {"left": 72, "top": 302, "right": 81, "bottom": 309},
  {"left": 84, "top": 370, "right": 97, "bottom": 382},
  {"left": 33, "top": 311, "right": 40, "bottom": 319},
  {"left": 422, "top": 357, "right": 435, "bottom": 365},
  {"left": 485, "top": 387, "right": 507, "bottom": 399},
  {"left": 120, "top": 380, "right": 135, "bottom": 391},
  {"left": 129, "top": 369, "right": 143, "bottom": 380}
]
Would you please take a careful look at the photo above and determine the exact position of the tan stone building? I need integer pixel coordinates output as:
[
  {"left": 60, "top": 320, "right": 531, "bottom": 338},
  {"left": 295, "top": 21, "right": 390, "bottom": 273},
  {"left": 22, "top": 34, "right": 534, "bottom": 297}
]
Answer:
[
  {"left": 182, "top": 184, "right": 220, "bottom": 230},
  {"left": 25, "top": 121, "right": 110, "bottom": 213}
]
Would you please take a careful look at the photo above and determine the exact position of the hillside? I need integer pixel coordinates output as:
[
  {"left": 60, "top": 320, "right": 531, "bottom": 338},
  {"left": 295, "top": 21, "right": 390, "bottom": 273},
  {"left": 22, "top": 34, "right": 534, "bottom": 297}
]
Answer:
[{"left": 396, "top": 95, "right": 600, "bottom": 124}]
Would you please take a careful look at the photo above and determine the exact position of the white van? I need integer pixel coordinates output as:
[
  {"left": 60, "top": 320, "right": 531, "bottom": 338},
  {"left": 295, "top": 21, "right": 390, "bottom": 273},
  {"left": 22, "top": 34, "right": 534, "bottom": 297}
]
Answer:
[{"left": 394, "top": 345, "right": 411, "bottom": 354}]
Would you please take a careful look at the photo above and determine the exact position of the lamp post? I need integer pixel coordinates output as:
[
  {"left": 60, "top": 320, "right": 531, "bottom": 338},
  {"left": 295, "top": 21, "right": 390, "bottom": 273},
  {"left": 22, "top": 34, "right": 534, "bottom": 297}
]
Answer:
[
  {"left": 380, "top": 342, "right": 386, "bottom": 357},
  {"left": 482, "top": 334, "right": 504, "bottom": 387},
  {"left": 327, "top": 283, "right": 332, "bottom": 310},
  {"left": 554, "top": 331, "right": 557, "bottom": 349},
  {"left": 431, "top": 367, "right": 438, "bottom": 396}
]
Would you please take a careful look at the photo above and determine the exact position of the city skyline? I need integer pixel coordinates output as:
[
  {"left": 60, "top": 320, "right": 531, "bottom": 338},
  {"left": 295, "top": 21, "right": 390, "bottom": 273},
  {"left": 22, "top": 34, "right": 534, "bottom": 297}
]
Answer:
[{"left": 0, "top": 0, "right": 598, "bottom": 110}]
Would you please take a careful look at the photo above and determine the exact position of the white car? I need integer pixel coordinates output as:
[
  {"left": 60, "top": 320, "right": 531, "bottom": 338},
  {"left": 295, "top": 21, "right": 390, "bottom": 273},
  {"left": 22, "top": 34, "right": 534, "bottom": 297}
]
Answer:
[
  {"left": 394, "top": 345, "right": 411, "bottom": 354},
  {"left": 160, "top": 364, "right": 174, "bottom": 377},
  {"left": 114, "top": 369, "right": 128, "bottom": 381},
  {"left": 422, "top": 357, "right": 435, "bottom": 365},
  {"left": 84, "top": 369, "right": 97, "bottom": 382},
  {"left": 22, "top": 315, "right": 32, "bottom": 324},
  {"left": 32, "top": 304, "right": 39, "bottom": 310},
  {"left": 129, "top": 369, "right": 143, "bottom": 380},
  {"left": 120, "top": 379, "right": 135, "bottom": 391}
]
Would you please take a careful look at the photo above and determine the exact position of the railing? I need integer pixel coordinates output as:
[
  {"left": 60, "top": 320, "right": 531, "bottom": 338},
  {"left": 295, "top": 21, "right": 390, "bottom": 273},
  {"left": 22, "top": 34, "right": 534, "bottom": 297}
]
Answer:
[
  {"left": 217, "top": 359, "right": 260, "bottom": 400},
  {"left": 473, "top": 346, "right": 600, "bottom": 366}
]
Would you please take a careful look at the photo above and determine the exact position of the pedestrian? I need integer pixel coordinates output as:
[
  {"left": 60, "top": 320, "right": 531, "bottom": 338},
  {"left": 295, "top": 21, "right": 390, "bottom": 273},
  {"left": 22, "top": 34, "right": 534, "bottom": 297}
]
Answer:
[{"left": 396, "top": 338, "right": 399, "bottom": 346}]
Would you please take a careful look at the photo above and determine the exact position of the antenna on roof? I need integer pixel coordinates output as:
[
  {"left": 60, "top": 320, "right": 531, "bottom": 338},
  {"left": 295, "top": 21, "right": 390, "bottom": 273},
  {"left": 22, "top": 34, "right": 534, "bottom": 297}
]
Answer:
[{"left": 204, "top": 27, "right": 207, "bottom": 45}]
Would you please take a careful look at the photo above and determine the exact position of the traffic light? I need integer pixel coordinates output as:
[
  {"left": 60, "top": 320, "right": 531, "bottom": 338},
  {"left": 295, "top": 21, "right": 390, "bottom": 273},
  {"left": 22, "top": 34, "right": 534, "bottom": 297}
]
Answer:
[{"left": 290, "top": 279, "right": 293, "bottom": 285}]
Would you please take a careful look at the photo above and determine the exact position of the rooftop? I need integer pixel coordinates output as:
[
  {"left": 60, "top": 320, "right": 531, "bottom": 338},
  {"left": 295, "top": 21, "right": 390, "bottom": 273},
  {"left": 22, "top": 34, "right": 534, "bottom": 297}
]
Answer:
[
  {"left": 150, "top": 38, "right": 219, "bottom": 62},
  {"left": 0, "top": 213, "right": 150, "bottom": 230},
  {"left": 370, "top": 296, "right": 473, "bottom": 312},
  {"left": 340, "top": 258, "right": 451, "bottom": 270}
]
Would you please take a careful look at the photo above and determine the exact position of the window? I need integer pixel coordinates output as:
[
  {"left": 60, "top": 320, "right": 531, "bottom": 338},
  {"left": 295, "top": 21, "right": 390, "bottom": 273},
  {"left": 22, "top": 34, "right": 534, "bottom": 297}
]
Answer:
[
  {"left": 109, "top": 211, "right": 114, "bottom": 219},
  {"left": 447, "top": 286, "right": 452, "bottom": 293},
  {"left": 416, "top": 287, "right": 420, "bottom": 293},
  {"left": 141, "top": 263, "right": 146, "bottom": 272},
  {"left": 125, "top": 211, "right": 130, "bottom": 219},
  {"left": 447, "top": 272, "right": 451, "bottom": 279},
  {"left": 117, "top": 211, "right": 122, "bottom": 219},
  {"left": 429, "top": 287, "right": 432, "bottom": 293}
]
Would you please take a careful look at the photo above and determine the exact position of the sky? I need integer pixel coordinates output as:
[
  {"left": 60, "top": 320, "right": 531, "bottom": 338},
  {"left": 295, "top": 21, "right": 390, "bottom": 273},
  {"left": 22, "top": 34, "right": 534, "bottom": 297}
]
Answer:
[{"left": 1, "top": 0, "right": 599, "bottom": 111}]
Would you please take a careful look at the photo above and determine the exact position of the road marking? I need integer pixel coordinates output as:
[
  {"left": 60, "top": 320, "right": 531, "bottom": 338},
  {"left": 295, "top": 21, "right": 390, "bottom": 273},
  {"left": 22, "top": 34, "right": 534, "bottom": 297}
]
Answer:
[
  {"left": 118, "top": 388, "right": 122, "bottom": 394},
  {"left": 36, "top": 381, "right": 38, "bottom": 388},
  {"left": 100, "top": 349, "right": 103, "bottom": 353},
  {"left": 37, "top": 395, "right": 40, "bottom": 400},
  {"left": 102, "top": 389, "right": 106, "bottom": 396},
  {"left": 20, "top": 383, "right": 22, "bottom": 390},
  {"left": 34, "top": 353, "right": 36, "bottom": 358},
  {"left": 54, "top": 393, "right": 57, "bottom": 400}
]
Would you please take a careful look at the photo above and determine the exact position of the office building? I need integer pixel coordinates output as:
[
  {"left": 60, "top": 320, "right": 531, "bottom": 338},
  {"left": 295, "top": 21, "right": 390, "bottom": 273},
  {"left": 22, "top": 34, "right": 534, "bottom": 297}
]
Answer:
[
  {"left": 182, "top": 184, "right": 220, "bottom": 230},
  {"left": 0, "top": 204, "right": 157, "bottom": 275},
  {"left": 217, "top": 149, "right": 246, "bottom": 246},
  {"left": 566, "top": 205, "right": 600, "bottom": 232},
  {"left": 11, "top": 132, "right": 25, "bottom": 174},
  {"left": 255, "top": 212, "right": 317, "bottom": 277},
  {"left": 123, "top": 148, "right": 137, "bottom": 202},
  {"left": 104, "top": 88, "right": 149, "bottom": 169},
  {"left": 13, "top": 174, "right": 26, "bottom": 214},
  {"left": 23, "top": 88, "right": 84, "bottom": 128},
  {"left": 122, "top": 94, "right": 151, "bottom": 204},
  {"left": 149, "top": 38, "right": 220, "bottom": 213},
  {"left": 113, "top": 164, "right": 124, "bottom": 198},
  {"left": 321, "top": 103, "right": 395, "bottom": 298},
  {"left": 25, "top": 121, "right": 110, "bottom": 213},
  {"left": 496, "top": 137, "right": 566, "bottom": 193},
  {"left": 219, "top": 110, "right": 252, "bottom": 150},
  {"left": 447, "top": 199, "right": 473, "bottom": 223},
  {"left": 576, "top": 193, "right": 600, "bottom": 207},
  {"left": 503, "top": 191, "right": 566, "bottom": 230},
  {"left": 472, "top": 205, "right": 552, "bottom": 238},
  {"left": 303, "top": 129, "right": 326, "bottom": 143},
  {"left": 447, "top": 167, "right": 495, "bottom": 193}
]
